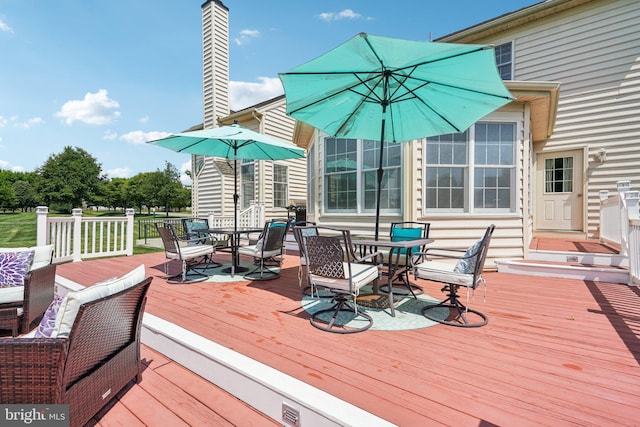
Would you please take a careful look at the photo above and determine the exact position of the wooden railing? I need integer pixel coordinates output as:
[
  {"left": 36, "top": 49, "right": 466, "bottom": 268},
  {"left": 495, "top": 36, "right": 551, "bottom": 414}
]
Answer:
[
  {"left": 37, "top": 207, "right": 135, "bottom": 263},
  {"left": 599, "top": 181, "right": 640, "bottom": 285}
]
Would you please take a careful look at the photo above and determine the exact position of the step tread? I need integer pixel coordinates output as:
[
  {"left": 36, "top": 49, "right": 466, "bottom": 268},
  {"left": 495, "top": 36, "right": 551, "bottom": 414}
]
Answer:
[{"left": 497, "top": 259, "right": 628, "bottom": 271}]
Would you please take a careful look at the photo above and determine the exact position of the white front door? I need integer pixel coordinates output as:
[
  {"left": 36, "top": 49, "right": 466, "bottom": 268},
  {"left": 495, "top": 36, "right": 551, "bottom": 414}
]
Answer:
[{"left": 535, "top": 150, "right": 583, "bottom": 231}]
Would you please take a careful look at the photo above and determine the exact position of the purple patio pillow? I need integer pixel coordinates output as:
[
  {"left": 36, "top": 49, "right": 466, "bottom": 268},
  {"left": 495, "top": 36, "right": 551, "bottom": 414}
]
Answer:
[
  {"left": 34, "top": 294, "right": 64, "bottom": 338},
  {"left": 0, "top": 250, "right": 35, "bottom": 288}
]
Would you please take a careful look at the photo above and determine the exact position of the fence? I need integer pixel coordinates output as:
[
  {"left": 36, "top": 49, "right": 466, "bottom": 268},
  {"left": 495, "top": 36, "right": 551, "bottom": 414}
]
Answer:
[
  {"left": 37, "top": 207, "right": 134, "bottom": 263},
  {"left": 599, "top": 180, "right": 640, "bottom": 285}
]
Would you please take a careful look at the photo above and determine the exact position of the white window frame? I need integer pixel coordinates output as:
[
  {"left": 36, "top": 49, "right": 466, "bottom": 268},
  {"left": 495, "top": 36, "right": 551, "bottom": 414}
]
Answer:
[
  {"left": 240, "top": 160, "right": 255, "bottom": 209},
  {"left": 273, "top": 163, "right": 288, "bottom": 208},
  {"left": 494, "top": 41, "right": 513, "bottom": 80},
  {"left": 424, "top": 120, "right": 519, "bottom": 215}
]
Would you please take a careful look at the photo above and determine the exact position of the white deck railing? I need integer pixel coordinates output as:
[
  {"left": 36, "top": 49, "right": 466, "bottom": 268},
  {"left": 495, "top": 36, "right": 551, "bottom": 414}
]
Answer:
[
  {"left": 207, "top": 201, "right": 265, "bottom": 229},
  {"left": 599, "top": 181, "right": 640, "bottom": 285},
  {"left": 37, "top": 207, "right": 135, "bottom": 263}
]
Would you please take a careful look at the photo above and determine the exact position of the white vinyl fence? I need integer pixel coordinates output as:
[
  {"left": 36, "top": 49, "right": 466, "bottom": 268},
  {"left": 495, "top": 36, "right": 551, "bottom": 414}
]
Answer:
[{"left": 37, "top": 207, "right": 135, "bottom": 264}]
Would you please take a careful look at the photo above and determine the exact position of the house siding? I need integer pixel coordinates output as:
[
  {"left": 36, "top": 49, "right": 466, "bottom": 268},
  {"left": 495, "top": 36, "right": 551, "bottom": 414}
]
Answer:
[{"left": 444, "top": 0, "right": 640, "bottom": 238}]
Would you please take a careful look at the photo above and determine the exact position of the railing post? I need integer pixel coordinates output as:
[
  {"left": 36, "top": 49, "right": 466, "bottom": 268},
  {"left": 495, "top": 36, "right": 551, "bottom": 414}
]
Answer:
[
  {"left": 617, "top": 181, "right": 631, "bottom": 256},
  {"left": 126, "top": 208, "right": 135, "bottom": 256},
  {"left": 625, "top": 191, "right": 640, "bottom": 286},
  {"left": 36, "top": 206, "right": 49, "bottom": 246},
  {"left": 72, "top": 208, "right": 83, "bottom": 262}
]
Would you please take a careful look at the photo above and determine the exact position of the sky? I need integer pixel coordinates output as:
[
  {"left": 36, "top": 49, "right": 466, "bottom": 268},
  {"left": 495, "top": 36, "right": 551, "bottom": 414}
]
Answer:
[{"left": 0, "top": 0, "right": 541, "bottom": 185}]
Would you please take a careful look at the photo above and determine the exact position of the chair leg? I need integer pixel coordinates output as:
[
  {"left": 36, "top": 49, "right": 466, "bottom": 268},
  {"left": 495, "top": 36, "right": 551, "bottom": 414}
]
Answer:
[
  {"left": 309, "top": 295, "right": 373, "bottom": 334},
  {"left": 243, "top": 258, "right": 280, "bottom": 281},
  {"left": 166, "top": 256, "right": 213, "bottom": 284},
  {"left": 421, "top": 284, "right": 488, "bottom": 327}
]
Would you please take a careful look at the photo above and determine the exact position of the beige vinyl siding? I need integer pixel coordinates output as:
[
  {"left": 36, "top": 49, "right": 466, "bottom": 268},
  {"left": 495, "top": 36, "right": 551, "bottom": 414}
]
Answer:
[{"left": 459, "top": 0, "right": 640, "bottom": 238}]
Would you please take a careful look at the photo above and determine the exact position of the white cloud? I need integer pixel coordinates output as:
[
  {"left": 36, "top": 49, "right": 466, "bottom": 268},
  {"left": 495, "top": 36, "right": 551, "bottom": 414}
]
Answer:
[
  {"left": 119, "top": 130, "right": 172, "bottom": 145},
  {"left": 15, "top": 117, "right": 43, "bottom": 129},
  {"left": 0, "top": 116, "right": 7, "bottom": 128},
  {"left": 103, "top": 130, "right": 118, "bottom": 140},
  {"left": 139, "top": 115, "right": 149, "bottom": 124},
  {"left": 229, "top": 77, "right": 283, "bottom": 111},
  {"left": 0, "top": 159, "right": 24, "bottom": 172},
  {"left": 106, "top": 167, "right": 131, "bottom": 178},
  {"left": 180, "top": 160, "right": 192, "bottom": 186},
  {"left": 55, "top": 89, "right": 121, "bottom": 125},
  {"left": 0, "top": 20, "right": 13, "bottom": 33},
  {"left": 318, "top": 9, "right": 362, "bottom": 22},
  {"left": 234, "top": 29, "right": 260, "bottom": 46}
]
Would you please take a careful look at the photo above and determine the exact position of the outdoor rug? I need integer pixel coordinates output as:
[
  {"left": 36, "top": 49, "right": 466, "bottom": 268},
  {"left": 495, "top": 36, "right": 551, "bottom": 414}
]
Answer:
[
  {"left": 184, "top": 262, "right": 279, "bottom": 283},
  {"left": 301, "top": 286, "right": 449, "bottom": 331}
]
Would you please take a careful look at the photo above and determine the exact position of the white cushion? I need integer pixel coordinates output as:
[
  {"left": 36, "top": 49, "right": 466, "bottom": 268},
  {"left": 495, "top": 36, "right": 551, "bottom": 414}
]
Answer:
[
  {"left": 0, "top": 245, "right": 53, "bottom": 270},
  {"left": 166, "top": 244, "right": 215, "bottom": 261},
  {"left": 414, "top": 260, "right": 474, "bottom": 287},
  {"left": 238, "top": 244, "right": 282, "bottom": 259},
  {"left": 0, "top": 286, "right": 25, "bottom": 304},
  {"left": 310, "top": 262, "right": 378, "bottom": 293},
  {"left": 50, "top": 264, "right": 146, "bottom": 338}
]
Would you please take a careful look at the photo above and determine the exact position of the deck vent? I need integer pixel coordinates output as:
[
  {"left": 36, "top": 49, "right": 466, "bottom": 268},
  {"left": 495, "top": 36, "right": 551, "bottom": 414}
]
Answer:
[
  {"left": 282, "top": 403, "right": 301, "bottom": 426},
  {"left": 566, "top": 255, "right": 579, "bottom": 263}
]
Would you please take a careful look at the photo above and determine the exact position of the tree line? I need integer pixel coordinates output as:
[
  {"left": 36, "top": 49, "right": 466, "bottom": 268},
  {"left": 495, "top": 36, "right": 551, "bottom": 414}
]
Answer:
[{"left": 0, "top": 146, "right": 191, "bottom": 215}]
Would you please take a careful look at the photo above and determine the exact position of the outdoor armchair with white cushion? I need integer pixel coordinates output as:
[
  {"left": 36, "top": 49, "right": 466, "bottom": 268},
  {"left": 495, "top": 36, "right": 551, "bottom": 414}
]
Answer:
[
  {"left": 156, "top": 222, "right": 218, "bottom": 283},
  {"left": 0, "top": 245, "right": 55, "bottom": 336},
  {"left": 301, "top": 226, "right": 383, "bottom": 334},
  {"left": 238, "top": 218, "right": 288, "bottom": 280},
  {"left": 292, "top": 222, "right": 319, "bottom": 295},
  {"left": 411, "top": 224, "right": 495, "bottom": 327},
  {"left": 182, "top": 217, "right": 230, "bottom": 251}
]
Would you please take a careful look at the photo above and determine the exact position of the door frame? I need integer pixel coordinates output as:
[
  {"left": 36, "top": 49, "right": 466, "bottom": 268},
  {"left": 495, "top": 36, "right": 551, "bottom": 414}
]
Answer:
[{"left": 532, "top": 146, "right": 588, "bottom": 234}]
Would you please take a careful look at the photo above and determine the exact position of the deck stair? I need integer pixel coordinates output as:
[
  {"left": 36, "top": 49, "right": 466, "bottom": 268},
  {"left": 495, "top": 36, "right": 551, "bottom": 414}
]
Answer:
[{"left": 495, "top": 237, "right": 630, "bottom": 284}]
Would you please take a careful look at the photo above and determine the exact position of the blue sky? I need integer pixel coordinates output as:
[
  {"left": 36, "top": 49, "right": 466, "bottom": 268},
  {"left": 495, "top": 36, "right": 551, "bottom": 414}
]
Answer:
[{"left": 0, "top": 0, "right": 540, "bottom": 184}]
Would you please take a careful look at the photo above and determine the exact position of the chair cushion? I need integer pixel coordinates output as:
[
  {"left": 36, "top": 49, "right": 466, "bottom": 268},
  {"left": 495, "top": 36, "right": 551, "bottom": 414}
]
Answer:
[
  {"left": 45, "top": 264, "right": 146, "bottom": 338},
  {"left": 414, "top": 260, "right": 474, "bottom": 287},
  {"left": 453, "top": 239, "right": 482, "bottom": 274},
  {"left": 238, "top": 245, "right": 282, "bottom": 258},
  {"left": 33, "top": 294, "right": 64, "bottom": 338},
  {"left": 391, "top": 227, "right": 423, "bottom": 255},
  {"left": 0, "top": 245, "right": 53, "bottom": 271},
  {"left": 0, "top": 286, "right": 25, "bottom": 304},
  {"left": 166, "top": 244, "right": 215, "bottom": 260},
  {"left": 310, "top": 262, "right": 378, "bottom": 293},
  {"left": 0, "top": 250, "right": 35, "bottom": 288}
]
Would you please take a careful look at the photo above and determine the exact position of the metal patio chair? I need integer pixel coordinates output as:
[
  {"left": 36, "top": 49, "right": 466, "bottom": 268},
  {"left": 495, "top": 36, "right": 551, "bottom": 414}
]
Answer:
[{"left": 238, "top": 218, "right": 289, "bottom": 281}]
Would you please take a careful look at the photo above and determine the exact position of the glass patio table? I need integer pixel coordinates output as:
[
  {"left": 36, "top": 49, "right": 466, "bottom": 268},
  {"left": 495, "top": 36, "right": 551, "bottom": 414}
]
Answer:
[
  {"left": 207, "top": 227, "right": 263, "bottom": 277},
  {"left": 350, "top": 237, "right": 434, "bottom": 317}
]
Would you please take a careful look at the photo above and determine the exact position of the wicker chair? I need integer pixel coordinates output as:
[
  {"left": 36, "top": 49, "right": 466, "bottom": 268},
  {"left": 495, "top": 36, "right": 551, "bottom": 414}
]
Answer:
[
  {"left": 302, "top": 226, "right": 383, "bottom": 333},
  {"left": 0, "top": 276, "right": 152, "bottom": 427},
  {"left": 411, "top": 224, "right": 495, "bottom": 327},
  {"left": 0, "top": 264, "right": 57, "bottom": 336}
]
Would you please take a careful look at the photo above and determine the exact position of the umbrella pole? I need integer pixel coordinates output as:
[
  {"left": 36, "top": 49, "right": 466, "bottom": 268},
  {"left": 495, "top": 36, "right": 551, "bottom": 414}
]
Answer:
[
  {"left": 374, "top": 105, "right": 387, "bottom": 241},
  {"left": 233, "top": 157, "right": 238, "bottom": 276}
]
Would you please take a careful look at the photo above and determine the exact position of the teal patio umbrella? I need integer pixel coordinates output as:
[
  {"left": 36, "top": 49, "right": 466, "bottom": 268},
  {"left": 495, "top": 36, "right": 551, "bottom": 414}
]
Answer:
[
  {"left": 147, "top": 124, "right": 305, "bottom": 245},
  {"left": 279, "top": 32, "right": 514, "bottom": 239}
]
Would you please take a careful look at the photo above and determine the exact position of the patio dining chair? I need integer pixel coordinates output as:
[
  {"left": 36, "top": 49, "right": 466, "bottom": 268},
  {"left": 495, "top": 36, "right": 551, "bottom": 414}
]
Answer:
[
  {"left": 301, "top": 226, "right": 383, "bottom": 333},
  {"left": 182, "top": 217, "right": 230, "bottom": 251},
  {"left": 377, "top": 221, "right": 431, "bottom": 297},
  {"left": 238, "top": 218, "right": 289, "bottom": 280},
  {"left": 411, "top": 224, "right": 495, "bottom": 327},
  {"left": 292, "top": 222, "right": 321, "bottom": 295},
  {"left": 156, "top": 222, "right": 218, "bottom": 284}
]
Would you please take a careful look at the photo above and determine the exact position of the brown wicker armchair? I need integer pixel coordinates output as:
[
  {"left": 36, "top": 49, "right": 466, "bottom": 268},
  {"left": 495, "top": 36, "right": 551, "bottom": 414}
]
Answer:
[{"left": 0, "top": 276, "right": 152, "bottom": 427}]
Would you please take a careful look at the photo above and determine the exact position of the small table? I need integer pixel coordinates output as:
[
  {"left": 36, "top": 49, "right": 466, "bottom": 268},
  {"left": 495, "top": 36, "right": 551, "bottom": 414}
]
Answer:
[
  {"left": 207, "top": 227, "right": 263, "bottom": 277},
  {"left": 351, "top": 238, "right": 433, "bottom": 317}
]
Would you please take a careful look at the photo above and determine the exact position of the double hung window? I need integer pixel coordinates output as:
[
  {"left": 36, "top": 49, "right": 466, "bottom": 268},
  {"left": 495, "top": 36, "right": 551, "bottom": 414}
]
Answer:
[
  {"left": 323, "top": 137, "right": 401, "bottom": 214},
  {"left": 425, "top": 122, "right": 516, "bottom": 213}
]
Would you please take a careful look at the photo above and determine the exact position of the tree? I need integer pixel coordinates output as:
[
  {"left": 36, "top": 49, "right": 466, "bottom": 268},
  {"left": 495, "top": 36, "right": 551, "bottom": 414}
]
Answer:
[
  {"left": 103, "top": 178, "right": 129, "bottom": 211},
  {"left": 35, "top": 146, "right": 106, "bottom": 212},
  {"left": 12, "top": 180, "right": 37, "bottom": 212}
]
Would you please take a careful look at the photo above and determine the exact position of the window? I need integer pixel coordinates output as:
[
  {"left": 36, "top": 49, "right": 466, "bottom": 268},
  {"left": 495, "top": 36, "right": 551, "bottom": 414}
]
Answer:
[
  {"left": 544, "top": 157, "right": 573, "bottom": 193},
  {"left": 273, "top": 164, "right": 288, "bottom": 208},
  {"left": 425, "top": 122, "right": 516, "bottom": 213},
  {"left": 494, "top": 42, "right": 513, "bottom": 80},
  {"left": 194, "top": 155, "right": 205, "bottom": 176},
  {"left": 240, "top": 160, "right": 255, "bottom": 209},
  {"left": 324, "top": 137, "right": 401, "bottom": 214}
]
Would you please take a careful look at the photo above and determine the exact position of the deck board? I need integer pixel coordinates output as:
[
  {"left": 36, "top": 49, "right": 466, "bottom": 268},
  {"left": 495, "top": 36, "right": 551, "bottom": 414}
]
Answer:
[{"left": 53, "top": 248, "right": 640, "bottom": 426}]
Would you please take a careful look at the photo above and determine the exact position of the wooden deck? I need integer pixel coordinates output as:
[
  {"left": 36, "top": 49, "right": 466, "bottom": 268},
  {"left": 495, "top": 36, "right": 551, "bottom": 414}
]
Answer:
[{"left": 54, "top": 246, "right": 640, "bottom": 426}]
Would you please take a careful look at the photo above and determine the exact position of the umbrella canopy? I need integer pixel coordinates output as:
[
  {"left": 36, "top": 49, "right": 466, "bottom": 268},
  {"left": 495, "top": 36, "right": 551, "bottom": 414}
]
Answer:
[
  {"left": 147, "top": 124, "right": 305, "bottom": 236},
  {"left": 279, "top": 32, "right": 514, "bottom": 238}
]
